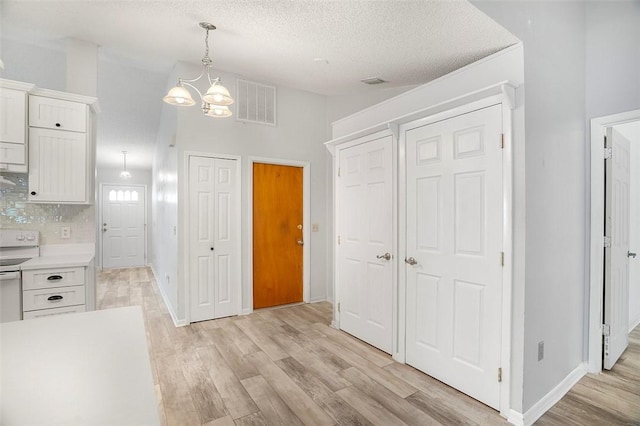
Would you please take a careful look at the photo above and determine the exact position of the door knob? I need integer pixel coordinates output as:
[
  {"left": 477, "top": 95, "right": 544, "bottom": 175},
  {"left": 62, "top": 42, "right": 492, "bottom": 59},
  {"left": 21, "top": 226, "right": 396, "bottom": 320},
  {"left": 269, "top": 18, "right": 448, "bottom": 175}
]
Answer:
[
  {"left": 376, "top": 253, "right": 392, "bottom": 261},
  {"left": 405, "top": 257, "right": 418, "bottom": 266},
  {"left": 297, "top": 239, "right": 304, "bottom": 246},
  {"left": 629, "top": 251, "right": 637, "bottom": 258}
]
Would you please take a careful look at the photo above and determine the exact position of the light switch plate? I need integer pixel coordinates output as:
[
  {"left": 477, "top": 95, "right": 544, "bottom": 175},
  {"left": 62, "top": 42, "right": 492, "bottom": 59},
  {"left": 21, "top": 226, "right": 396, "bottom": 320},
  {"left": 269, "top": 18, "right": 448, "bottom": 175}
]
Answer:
[{"left": 60, "top": 226, "right": 71, "bottom": 239}]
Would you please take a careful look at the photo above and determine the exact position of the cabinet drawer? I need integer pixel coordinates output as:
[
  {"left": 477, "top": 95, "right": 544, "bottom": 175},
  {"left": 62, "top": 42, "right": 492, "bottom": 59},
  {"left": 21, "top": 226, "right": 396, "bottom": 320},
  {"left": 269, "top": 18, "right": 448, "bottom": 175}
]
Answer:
[
  {"left": 22, "top": 267, "right": 85, "bottom": 290},
  {"left": 0, "top": 141, "right": 25, "bottom": 166},
  {"left": 29, "top": 95, "right": 87, "bottom": 132},
  {"left": 23, "top": 304, "right": 86, "bottom": 320},
  {"left": 23, "top": 285, "right": 85, "bottom": 312}
]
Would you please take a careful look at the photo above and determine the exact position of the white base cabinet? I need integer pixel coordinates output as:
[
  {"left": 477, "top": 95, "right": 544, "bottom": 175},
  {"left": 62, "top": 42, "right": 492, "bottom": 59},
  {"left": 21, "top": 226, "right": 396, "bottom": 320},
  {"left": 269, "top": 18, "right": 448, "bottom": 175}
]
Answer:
[{"left": 22, "top": 266, "right": 88, "bottom": 319}]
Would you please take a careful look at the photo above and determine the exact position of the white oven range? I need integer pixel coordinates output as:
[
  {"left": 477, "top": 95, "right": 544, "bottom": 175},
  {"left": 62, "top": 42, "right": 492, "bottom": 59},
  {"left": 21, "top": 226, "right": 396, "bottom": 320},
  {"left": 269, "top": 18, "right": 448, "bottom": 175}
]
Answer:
[{"left": 0, "top": 230, "right": 39, "bottom": 323}]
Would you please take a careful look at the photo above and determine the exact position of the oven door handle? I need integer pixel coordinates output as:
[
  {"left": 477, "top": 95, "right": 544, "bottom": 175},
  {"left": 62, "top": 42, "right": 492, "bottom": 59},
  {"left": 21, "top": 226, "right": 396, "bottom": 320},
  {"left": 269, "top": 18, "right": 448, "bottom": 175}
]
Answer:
[{"left": 0, "top": 271, "right": 21, "bottom": 280}]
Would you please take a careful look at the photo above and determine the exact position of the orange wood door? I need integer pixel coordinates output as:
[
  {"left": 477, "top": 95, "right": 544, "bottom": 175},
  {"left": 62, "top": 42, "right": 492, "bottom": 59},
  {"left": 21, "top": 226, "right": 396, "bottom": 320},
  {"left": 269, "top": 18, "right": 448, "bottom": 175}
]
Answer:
[{"left": 253, "top": 163, "right": 303, "bottom": 309}]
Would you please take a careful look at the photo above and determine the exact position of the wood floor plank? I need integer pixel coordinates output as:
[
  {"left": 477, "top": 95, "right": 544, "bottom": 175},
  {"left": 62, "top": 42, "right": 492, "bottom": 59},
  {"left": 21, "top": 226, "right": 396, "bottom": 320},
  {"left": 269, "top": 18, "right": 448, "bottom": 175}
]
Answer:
[
  {"left": 154, "top": 353, "right": 201, "bottom": 426},
  {"left": 341, "top": 366, "right": 441, "bottom": 425},
  {"left": 276, "top": 356, "right": 373, "bottom": 426},
  {"left": 312, "top": 322, "right": 394, "bottom": 368},
  {"left": 234, "top": 318, "right": 289, "bottom": 361},
  {"left": 196, "top": 344, "right": 259, "bottom": 420},
  {"left": 233, "top": 411, "right": 270, "bottom": 426},
  {"left": 211, "top": 327, "right": 260, "bottom": 381},
  {"left": 287, "top": 346, "right": 352, "bottom": 392},
  {"left": 248, "top": 351, "right": 335, "bottom": 425},
  {"left": 336, "top": 385, "right": 406, "bottom": 426},
  {"left": 177, "top": 347, "right": 229, "bottom": 423},
  {"left": 316, "top": 336, "right": 417, "bottom": 398},
  {"left": 241, "top": 375, "right": 304, "bottom": 426},
  {"left": 203, "top": 414, "right": 235, "bottom": 426}
]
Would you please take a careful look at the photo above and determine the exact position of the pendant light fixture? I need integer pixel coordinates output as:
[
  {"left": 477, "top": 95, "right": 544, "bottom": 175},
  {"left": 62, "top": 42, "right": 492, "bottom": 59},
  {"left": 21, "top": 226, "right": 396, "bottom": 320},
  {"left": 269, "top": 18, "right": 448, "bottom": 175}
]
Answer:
[
  {"left": 163, "top": 22, "right": 234, "bottom": 118},
  {"left": 120, "top": 151, "right": 131, "bottom": 178}
]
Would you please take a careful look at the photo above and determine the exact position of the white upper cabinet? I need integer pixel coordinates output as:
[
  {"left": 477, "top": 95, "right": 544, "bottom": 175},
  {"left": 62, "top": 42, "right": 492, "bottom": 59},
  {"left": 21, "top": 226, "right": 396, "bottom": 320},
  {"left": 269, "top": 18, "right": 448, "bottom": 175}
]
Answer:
[
  {"left": 27, "top": 89, "right": 98, "bottom": 204},
  {"left": 29, "top": 96, "right": 87, "bottom": 133},
  {"left": 0, "top": 88, "right": 27, "bottom": 143},
  {"left": 0, "top": 80, "right": 34, "bottom": 172}
]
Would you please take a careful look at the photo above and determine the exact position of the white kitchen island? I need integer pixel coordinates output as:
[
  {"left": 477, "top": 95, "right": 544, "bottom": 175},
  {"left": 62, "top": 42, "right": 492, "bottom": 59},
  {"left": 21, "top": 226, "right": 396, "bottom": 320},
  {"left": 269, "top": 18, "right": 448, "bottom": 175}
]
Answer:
[{"left": 1, "top": 306, "right": 160, "bottom": 425}]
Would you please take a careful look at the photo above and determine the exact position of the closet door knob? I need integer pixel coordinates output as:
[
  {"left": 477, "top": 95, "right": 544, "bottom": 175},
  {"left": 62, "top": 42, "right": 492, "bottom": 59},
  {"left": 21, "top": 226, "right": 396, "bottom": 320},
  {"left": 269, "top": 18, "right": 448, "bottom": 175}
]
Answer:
[
  {"left": 30, "top": 191, "right": 37, "bottom": 196},
  {"left": 55, "top": 123, "right": 61, "bottom": 127}
]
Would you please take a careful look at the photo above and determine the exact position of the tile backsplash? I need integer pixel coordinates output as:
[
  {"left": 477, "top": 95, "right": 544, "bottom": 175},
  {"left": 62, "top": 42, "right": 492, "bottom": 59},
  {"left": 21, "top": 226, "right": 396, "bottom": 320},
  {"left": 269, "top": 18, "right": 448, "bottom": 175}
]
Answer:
[{"left": 0, "top": 173, "right": 95, "bottom": 244}]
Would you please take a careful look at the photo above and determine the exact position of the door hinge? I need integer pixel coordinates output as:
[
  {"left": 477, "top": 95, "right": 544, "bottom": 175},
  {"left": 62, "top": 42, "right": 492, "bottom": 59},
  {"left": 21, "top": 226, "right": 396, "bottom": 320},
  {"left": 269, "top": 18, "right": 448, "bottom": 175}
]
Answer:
[
  {"left": 498, "top": 367, "right": 502, "bottom": 383},
  {"left": 500, "top": 134, "right": 505, "bottom": 149},
  {"left": 338, "top": 302, "right": 341, "bottom": 313},
  {"left": 602, "top": 324, "right": 610, "bottom": 336},
  {"left": 338, "top": 235, "right": 341, "bottom": 245},
  {"left": 501, "top": 252, "right": 505, "bottom": 267},
  {"left": 604, "top": 147, "right": 612, "bottom": 159},
  {"left": 338, "top": 167, "right": 341, "bottom": 177},
  {"left": 604, "top": 236, "right": 611, "bottom": 248}
]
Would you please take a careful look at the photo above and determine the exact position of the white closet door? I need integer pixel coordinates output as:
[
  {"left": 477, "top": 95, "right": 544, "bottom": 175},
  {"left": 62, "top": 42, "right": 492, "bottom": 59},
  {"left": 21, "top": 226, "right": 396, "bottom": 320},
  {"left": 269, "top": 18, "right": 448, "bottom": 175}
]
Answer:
[
  {"left": 338, "top": 135, "right": 394, "bottom": 353},
  {"left": 405, "top": 104, "right": 503, "bottom": 409},
  {"left": 604, "top": 127, "right": 630, "bottom": 369},
  {"left": 189, "top": 156, "right": 239, "bottom": 322}
]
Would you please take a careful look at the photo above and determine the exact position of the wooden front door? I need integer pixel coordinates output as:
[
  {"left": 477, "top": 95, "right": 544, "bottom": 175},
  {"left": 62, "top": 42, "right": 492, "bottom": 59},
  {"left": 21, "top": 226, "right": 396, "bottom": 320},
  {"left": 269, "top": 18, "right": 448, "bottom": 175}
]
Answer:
[{"left": 253, "top": 163, "right": 303, "bottom": 309}]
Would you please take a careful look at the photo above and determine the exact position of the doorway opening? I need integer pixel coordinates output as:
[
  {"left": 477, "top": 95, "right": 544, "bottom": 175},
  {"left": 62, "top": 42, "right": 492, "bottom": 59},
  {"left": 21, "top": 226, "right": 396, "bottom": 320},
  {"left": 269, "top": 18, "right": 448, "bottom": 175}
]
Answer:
[
  {"left": 248, "top": 157, "right": 310, "bottom": 312},
  {"left": 588, "top": 109, "right": 640, "bottom": 372}
]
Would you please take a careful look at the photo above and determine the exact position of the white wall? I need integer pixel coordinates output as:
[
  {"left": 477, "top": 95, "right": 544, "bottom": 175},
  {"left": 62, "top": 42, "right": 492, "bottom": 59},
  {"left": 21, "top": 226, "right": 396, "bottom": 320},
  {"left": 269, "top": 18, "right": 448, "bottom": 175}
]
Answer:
[
  {"left": 0, "top": 38, "right": 66, "bottom": 91},
  {"left": 150, "top": 66, "right": 179, "bottom": 321},
  {"left": 168, "top": 63, "right": 329, "bottom": 322}
]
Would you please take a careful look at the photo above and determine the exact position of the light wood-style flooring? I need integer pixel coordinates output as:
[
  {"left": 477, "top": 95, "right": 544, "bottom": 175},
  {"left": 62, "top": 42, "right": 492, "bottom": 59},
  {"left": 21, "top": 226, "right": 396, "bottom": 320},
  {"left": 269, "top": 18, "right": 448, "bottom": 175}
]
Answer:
[{"left": 96, "top": 267, "right": 639, "bottom": 425}]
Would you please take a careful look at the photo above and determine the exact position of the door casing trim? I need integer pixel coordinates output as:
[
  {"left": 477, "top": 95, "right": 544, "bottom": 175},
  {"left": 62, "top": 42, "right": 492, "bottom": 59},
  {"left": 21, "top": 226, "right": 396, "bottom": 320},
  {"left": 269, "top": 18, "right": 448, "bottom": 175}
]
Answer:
[
  {"left": 247, "top": 156, "right": 311, "bottom": 314},
  {"left": 588, "top": 109, "right": 640, "bottom": 373}
]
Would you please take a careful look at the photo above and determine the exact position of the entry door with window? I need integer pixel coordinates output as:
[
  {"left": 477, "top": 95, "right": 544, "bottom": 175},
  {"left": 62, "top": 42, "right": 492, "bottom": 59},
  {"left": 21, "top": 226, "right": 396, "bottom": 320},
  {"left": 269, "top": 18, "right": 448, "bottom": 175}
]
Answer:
[
  {"left": 336, "top": 135, "right": 394, "bottom": 353},
  {"left": 188, "top": 156, "right": 240, "bottom": 322},
  {"left": 405, "top": 104, "right": 503, "bottom": 409},
  {"left": 253, "top": 163, "right": 304, "bottom": 309},
  {"left": 604, "top": 127, "right": 631, "bottom": 369},
  {"left": 102, "top": 185, "right": 146, "bottom": 268}
]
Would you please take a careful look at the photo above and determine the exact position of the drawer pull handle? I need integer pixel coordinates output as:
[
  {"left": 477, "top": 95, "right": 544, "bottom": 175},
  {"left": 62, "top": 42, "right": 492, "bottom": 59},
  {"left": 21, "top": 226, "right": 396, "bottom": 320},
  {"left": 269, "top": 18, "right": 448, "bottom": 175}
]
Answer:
[
  {"left": 47, "top": 295, "right": 63, "bottom": 301},
  {"left": 47, "top": 275, "right": 63, "bottom": 281}
]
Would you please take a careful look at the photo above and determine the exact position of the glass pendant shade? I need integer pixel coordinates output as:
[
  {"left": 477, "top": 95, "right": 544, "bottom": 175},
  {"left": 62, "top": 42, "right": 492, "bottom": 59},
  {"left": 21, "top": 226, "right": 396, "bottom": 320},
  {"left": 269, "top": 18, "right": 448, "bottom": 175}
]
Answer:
[
  {"left": 202, "top": 84, "right": 233, "bottom": 106},
  {"left": 205, "top": 105, "right": 232, "bottom": 118},
  {"left": 163, "top": 86, "right": 196, "bottom": 106}
]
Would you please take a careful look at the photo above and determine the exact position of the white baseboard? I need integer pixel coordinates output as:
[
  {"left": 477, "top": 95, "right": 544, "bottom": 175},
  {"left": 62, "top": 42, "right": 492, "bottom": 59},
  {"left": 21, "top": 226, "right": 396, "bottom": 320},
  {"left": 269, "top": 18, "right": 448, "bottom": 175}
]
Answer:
[
  {"left": 630, "top": 315, "right": 640, "bottom": 333},
  {"left": 514, "top": 362, "right": 587, "bottom": 426},
  {"left": 310, "top": 296, "right": 327, "bottom": 303},
  {"left": 241, "top": 308, "right": 252, "bottom": 315},
  {"left": 149, "top": 264, "right": 186, "bottom": 327},
  {"left": 507, "top": 410, "right": 524, "bottom": 426}
]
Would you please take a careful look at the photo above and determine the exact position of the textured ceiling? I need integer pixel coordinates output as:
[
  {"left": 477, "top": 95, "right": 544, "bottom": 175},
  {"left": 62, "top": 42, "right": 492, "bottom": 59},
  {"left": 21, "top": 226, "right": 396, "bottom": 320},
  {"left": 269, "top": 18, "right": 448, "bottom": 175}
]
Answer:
[
  {"left": 1, "top": 1, "right": 518, "bottom": 170},
  {"left": 1, "top": 0, "right": 518, "bottom": 96}
]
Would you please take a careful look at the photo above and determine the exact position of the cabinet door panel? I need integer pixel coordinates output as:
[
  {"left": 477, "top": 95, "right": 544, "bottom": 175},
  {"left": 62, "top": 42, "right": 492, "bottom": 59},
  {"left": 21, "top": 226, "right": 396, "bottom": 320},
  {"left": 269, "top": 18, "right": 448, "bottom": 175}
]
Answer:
[
  {"left": 0, "top": 88, "right": 26, "bottom": 144},
  {"left": 29, "top": 95, "right": 87, "bottom": 132},
  {"left": 29, "top": 128, "right": 87, "bottom": 202}
]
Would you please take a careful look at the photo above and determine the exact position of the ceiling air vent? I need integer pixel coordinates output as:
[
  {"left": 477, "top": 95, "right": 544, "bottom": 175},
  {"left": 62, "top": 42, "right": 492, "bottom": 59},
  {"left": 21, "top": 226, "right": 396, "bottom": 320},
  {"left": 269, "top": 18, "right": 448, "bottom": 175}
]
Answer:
[
  {"left": 360, "top": 77, "right": 388, "bottom": 85},
  {"left": 236, "top": 79, "right": 276, "bottom": 126}
]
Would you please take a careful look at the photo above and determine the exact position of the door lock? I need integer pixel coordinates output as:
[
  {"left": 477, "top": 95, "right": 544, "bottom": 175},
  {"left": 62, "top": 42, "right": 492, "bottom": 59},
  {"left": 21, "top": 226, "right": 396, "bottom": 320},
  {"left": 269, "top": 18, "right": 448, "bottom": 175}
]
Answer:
[
  {"left": 405, "top": 257, "right": 418, "bottom": 266},
  {"left": 629, "top": 251, "right": 637, "bottom": 258},
  {"left": 376, "top": 253, "right": 392, "bottom": 261}
]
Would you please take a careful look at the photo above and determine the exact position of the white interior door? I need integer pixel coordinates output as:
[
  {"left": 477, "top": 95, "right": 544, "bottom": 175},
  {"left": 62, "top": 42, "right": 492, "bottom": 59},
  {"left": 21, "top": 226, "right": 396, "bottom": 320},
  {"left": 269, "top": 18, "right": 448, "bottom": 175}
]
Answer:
[
  {"left": 189, "top": 156, "right": 239, "bottom": 322},
  {"left": 604, "top": 127, "right": 631, "bottom": 369},
  {"left": 102, "top": 185, "right": 146, "bottom": 268},
  {"left": 337, "top": 135, "right": 394, "bottom": 353},
  {"left": 405, "top": 104, "right": 503, "bottom": 409}
]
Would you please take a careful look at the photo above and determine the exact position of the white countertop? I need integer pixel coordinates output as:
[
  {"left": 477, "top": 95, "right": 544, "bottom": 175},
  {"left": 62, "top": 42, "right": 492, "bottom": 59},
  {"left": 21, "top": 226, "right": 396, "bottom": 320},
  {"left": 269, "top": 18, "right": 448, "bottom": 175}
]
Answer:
[
  {"left": 1, "top": 306, "right": 160, "bottom": 425},
  {"left": 20, "top": 252, "right": 94, "bottom": 270}
]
